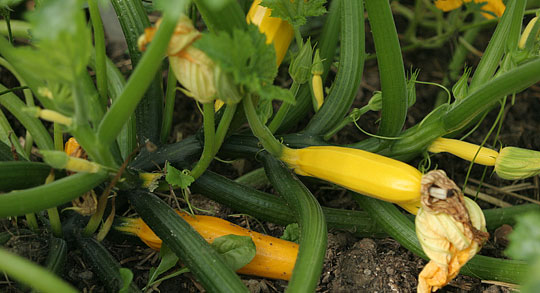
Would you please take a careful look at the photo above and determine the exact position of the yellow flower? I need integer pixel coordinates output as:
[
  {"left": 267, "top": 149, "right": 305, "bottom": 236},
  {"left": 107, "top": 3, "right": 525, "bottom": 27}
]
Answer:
[
  {"left": 434, "top": 0, "right": 505, "bottom": 19},
  {"left": 138, "top": 15, "right": 216, "bottom": 104},
  {"left": 415, "top": 170, "right": 488, "bottom": 292}
]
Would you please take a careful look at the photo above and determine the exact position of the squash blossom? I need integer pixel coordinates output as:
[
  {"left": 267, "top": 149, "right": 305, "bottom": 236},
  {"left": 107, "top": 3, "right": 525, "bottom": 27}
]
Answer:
[
  {"left": 434, "top": 0, "right": 505, "bottom": 19},
  {"left": 416, "top": 170, "right": 488, "bottom": 292},
  {"left": 138, "top": 15, "right": 217, "bottom": 104}
]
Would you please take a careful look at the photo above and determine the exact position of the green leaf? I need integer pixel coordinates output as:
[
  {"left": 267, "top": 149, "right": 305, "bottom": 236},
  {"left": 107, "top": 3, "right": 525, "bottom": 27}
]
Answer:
[
  {"left": 165, "top": 162, "right": 195, "bottom": 188},
  {"left": 261, "top": 0, "right": 327, "bottom": 27},
  {"left": 25, "top": 0, "right": 91, "bottom": 79},
  {"left": 0, "top": 0, "right": 22, "bottom": 8},
  {"left": 146, "top": 244, "right": 180, "bottom": 289},
  {"left": 195, "top": 25, "right": 277, "bottom": 94},
  {"left": 280, "top": 223, "right": 300, "bottom": 243},
  {"left": 118, "top": 268, "right": 134, "bottom": 293},
  {"left": 258, "top": 84, "right": 295, "bottom": 104},
  {"left": 211, "top": 234, "right": 256, "bottom": 271},
  {"left": 505, "top": 211, "right": 540, "bottom": 262}
]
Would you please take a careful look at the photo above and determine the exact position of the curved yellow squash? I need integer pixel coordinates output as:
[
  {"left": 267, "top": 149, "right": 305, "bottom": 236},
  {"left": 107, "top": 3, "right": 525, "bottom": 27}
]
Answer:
[{"left": 281, "top": 146, "right": 422, "bottom": 204}]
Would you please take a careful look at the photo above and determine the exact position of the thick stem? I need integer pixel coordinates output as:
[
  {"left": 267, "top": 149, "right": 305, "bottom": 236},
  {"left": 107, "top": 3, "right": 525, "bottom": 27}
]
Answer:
[
  {"left": 267, "top": 82, "right": 300, "bottom": 134},
  {"left": 88, "top": 0, "right": 108, "bottom": 108},
  {"left": 190, "top": 103, "right": 216, "bottom": 179},
  {"left": 242, "top": 95, "right": 284, "bottom": 158}
]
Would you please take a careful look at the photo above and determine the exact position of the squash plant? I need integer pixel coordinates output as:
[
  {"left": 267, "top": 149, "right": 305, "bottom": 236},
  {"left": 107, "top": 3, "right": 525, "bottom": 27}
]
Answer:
[{"left": 1, "top": 0, "right": 540, "bottom": 291}]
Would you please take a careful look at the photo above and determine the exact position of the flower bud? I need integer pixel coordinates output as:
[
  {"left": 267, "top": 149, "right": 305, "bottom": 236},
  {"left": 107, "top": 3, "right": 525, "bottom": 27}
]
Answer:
[
  {"left": 289, "top": 39, "right": 313, "bottom": 84},
  {"left": 518, "top": 16, "right": 539, "bottom": 49},
  {"left": 367, "top": 91, "right": 383, "bottom": 111},
  {"left": 495, "top": 147, "right": 540, "bottom": 180},
  {"left": 452, "top": 68, "right": 471, "bottom": 101},
  {"left": 170, "top": 46, "right": 217, "bottom": 104}
]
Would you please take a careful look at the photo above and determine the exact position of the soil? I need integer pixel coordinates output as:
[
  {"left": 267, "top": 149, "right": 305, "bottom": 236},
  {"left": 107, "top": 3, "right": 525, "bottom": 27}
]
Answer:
[{"left": 2, "top": 2, "right": 540, "bottom": 293}]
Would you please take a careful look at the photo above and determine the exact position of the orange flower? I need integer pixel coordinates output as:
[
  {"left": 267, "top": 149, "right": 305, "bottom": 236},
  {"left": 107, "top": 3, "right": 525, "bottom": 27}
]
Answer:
[{"left": 434, "top": 0, "right": 505, "bottom": 19}]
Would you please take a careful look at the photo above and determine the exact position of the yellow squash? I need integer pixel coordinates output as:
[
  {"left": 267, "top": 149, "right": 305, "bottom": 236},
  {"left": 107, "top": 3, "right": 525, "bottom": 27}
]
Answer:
[
  {"left": 116, "top": 210, "right": 299, "bottom": 280},
  {"left": 280, "top": 146, "right": 423, "bottom": 211},
  {"left": 428, "top": 137, "right": 499, "bottom": 166}
]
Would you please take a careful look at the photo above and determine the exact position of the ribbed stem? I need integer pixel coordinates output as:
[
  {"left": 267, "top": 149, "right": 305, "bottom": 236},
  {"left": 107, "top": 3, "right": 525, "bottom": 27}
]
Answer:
[
  {"left": 242, "top": 95, "right": 284, "bottom": 157},
  {"left": 191, "top": 103, "right": 216, "bottom": 179}
]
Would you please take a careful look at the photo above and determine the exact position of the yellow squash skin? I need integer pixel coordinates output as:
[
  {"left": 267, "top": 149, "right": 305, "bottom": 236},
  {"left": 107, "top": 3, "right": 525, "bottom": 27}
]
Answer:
[
  {"left": 122, "top": 210, "right": 299, "bottom": 280},
  {"left": 281, "top": 146, "right": 422, "bottom": 204},
  {"left": 247, "top": 0, "right": 294, "bottom": 66},
  {"left": 428, "top": 137, "right": 499, "bottom": 166}
]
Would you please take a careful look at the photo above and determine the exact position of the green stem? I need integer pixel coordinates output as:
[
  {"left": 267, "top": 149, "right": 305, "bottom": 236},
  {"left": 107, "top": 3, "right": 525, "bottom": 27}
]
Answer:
[
  {"left": 53, "top": 123, "right": 63, "bottom": 151},
  {"left": 469, "top": 0, "right": 525, "bottom": 90},
  {"left": 242, "top": 95, "right": 283, "bottom": 157},
  {"left": 0, "top": 247, "right": 78, "bottom": 293},
  {"left": 0, "top": 84, "right": 53, "bottom": 150},
  {"left": 268, "top": 82, "right": 300, "bottom": 134},
  {"left": 47, "top": 207, "right": 62, "bottom": 238},
  {"left": 97, "top": 7, "right": 181, "bottom": 148},
  {"left": 1, "top": 9, "right": 13, "bottom": 44},
  {"left": 365, "top": 0, "right": 407, "bottom": 137},
  {"left": 262, "top": 153, "right": 327, "bottom": 292},
  {"left": 323, "top": 106, "right": 369, "bottom": 140},
  {"left": 213, "top": 103, "right": 237, "bottom": 156},
  {"left": 0, "top": 171, "right": 108, "bottom": 218},
  {"left": 83, "top": 191, "right": 108, "bottom": 237},
  {"left": 161, "top": 65, "right": 177, "bottom": 144},
  {"left": 190, "top": 103, "right": 216, "bottom": 179},
  {"left": 0, "top": 108, "right": 26, "bottom": 159},
  {"left": 0, "top": 20, "right": 30, "bottom": 39},
  {"left": 24, "top": 213, "right": 39, "bottom": 232},
  {"left": 88, "top": 0, "right": 108, "bottom": 108},
  {"left": 101, "top": 57, "right": 135, "bottom": 160}
]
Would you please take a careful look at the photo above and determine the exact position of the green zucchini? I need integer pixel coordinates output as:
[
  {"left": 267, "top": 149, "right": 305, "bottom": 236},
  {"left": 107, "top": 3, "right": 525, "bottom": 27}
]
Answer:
[
  {"left": 0, "top": 161, "right": 53, "bottom": 192},
  {"left": 0, "top": 140, "right": 15, "bottom": 161},
  {"left": 262, "top": 152, "right": 327, "bottom": 292},
  {"left": 303, "top": 0, "right": 365, "bottom": 136},
  {"left": 126, "top": 189, "right": 248, "bottom": 292},
  {"left": 29, "top": 236, "right": 68, "bottom": 293},
  {"left": 44, "top": 236, "right": 67, "bottom": 276},
  {"left": 76, "top": 236, "right": 141, "bottom": 292},
  {"left": 0, "top": 171, "right": 108, "bottom": 217},
  {"left": 110, "top": 0, "right": 163, "bottom": 145},
  {"left": 191, "top": 170, "right": 387, "bottom": 237}
]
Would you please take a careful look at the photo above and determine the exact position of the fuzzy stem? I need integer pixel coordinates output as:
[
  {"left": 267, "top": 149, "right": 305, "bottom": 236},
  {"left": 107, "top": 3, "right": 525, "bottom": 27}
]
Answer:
[
  {"left": 190, "top": 103, "right": 216, "bottom": 179},
  {"left": 242, "top": 95, "right": 284, "bottom": 158}
]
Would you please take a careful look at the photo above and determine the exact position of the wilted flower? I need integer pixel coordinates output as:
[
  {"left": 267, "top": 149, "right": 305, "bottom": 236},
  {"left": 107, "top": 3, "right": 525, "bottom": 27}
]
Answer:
[
  {"left": 416, "top": 170, "right": 488, "bottom": 292},
  {"left": 138, "top": 15, "right": 217, "bottom": 104},
  {"left": 434, "top": 0, "right": 505, "bottom": 19},
  {"left": 495, "top": 147, "right": 540, "bottom": 180}
]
